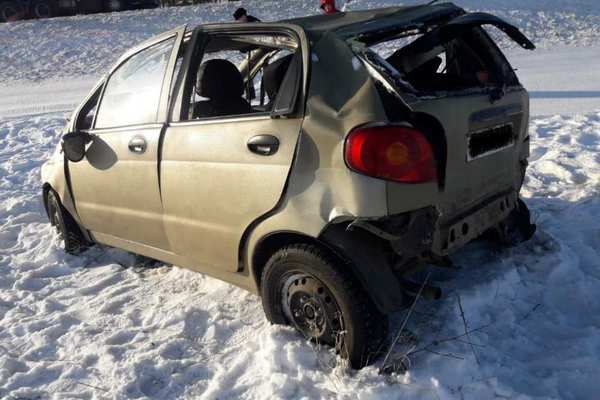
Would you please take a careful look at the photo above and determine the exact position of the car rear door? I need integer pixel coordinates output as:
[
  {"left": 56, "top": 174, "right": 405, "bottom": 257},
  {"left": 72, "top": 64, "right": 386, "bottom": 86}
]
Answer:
[
  {"left": 160, "top": 25, "right": 308, "bottom": 272},
  {"left": 68, "top": 26, "right": 186, "bottom": 250}
]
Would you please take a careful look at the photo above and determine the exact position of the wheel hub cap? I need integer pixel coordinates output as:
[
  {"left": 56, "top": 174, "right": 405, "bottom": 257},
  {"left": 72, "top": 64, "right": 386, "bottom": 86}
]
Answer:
[{"left": 282, "top": 273, "right": 343, "bottom": 345}]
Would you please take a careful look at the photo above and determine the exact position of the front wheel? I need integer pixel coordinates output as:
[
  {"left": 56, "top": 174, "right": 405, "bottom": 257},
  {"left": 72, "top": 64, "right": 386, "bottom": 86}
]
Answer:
[
  {"left": 46, "top": 190, "right": 88, "bottom": 254},
  {"left": 260, "top": 244, "right": 388, "bottom": 369}
]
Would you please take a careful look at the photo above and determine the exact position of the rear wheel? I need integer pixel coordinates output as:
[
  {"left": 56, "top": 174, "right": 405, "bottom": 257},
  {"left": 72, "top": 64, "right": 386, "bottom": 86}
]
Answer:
[
  {"left": 0, "top": 1, "right": 24, "bottom": 22},
  {"left": 30, "top": 0, "right": 54, "bottom": 18},
  {"left": 46, "top": 190, "right": 88, "bottom": 254},
  {"left": 261, "top": 244, "right": 388, "bottom": 368}
]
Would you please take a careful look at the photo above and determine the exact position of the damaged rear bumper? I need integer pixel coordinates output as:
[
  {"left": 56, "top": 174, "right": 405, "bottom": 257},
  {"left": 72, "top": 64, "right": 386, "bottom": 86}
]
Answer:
[
  {"left": 352, "top": 189, "right": 518, "bottom": 258},
  {"left": 433, "top": 190, "right": 518, "bottom": 255},
  {"left": 319, "top": 190, "right": 533, "bottom": 313}
]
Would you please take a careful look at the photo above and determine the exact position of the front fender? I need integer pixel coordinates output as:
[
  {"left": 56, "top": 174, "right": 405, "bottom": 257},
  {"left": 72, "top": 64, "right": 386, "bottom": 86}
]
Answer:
[{"left": 41, "top": 150, "right": 91, "bottom": 242}]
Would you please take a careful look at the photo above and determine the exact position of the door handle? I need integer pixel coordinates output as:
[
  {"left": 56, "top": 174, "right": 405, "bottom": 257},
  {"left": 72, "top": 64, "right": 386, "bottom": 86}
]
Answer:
[
  {"left": 247, "top": 135, "right": 279, "bottom": 156},
  {"left": 128, "top": 136, "right": 147, "bottom": 154}
]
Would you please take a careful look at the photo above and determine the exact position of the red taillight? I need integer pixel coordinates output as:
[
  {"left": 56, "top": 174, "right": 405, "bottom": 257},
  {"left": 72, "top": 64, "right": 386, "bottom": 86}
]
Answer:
[{"left": 344, "top": 125, "right": 437, "bottom": 183}]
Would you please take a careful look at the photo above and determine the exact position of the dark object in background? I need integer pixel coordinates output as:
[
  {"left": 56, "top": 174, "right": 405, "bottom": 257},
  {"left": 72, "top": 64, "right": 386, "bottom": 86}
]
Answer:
[
  {"left": 320, "top": 0, "right": 339, "bottom": 14},
  {"left": 233, "top": 6, "right": 260, "bottom": 22},
  {"left": 0, "top": 0, "right": 158, "bottom": 22},
  {"left": 1, "top": 0, "right": 27, "bottom": 21}
]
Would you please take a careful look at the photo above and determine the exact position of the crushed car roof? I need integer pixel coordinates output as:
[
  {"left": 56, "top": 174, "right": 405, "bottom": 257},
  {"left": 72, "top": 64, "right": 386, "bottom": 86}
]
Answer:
[{"left": 281, "top": 3, "right": 463, "bottom": 38}]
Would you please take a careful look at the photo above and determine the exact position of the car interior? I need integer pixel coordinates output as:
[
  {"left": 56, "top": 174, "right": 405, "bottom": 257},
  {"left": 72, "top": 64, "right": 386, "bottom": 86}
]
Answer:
[
  {"left": 366, "top": 27, "right": 518, "bottom": 94},
  {"left": 185, "top": 33, "right": 300, "bottom": 121},
  {"left": 74, "top": 32, "right": 301, "bottom": 131}
]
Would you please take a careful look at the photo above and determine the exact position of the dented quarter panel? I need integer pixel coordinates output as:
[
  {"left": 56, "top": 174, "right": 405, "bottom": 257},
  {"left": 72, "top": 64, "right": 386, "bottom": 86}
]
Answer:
[{"left": 245, "top": 32, "right": 391, "bottom": 286}]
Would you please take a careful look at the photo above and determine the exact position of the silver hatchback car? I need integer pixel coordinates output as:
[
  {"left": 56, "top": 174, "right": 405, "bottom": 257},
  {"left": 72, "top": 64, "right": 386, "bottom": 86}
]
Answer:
[{"left": 42, "top": 4, "right": 536, "bottom": 367}]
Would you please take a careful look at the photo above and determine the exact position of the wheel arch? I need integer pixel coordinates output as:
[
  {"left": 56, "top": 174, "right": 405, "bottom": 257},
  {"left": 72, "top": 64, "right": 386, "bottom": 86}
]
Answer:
[
  {"left": 251, "top": 230, "right": 342, "bottom": 292},
  {"left": 42, "top": 182, "right": 53, "bottom": 220},
  {"left": 41, "top": 181, "right": 93, "bottom": 244},
  {"left": 318, "top": 221, "right": 406, "bottom": 313},
  {"left": 250, "top": 227, "right": 406, "bottom": 314}
]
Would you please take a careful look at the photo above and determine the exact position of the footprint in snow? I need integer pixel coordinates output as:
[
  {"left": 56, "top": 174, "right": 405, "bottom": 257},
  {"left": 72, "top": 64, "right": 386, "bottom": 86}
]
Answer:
[
  {"left": 577, "top": 132, "right": 599, "bottom": 146},
  {"left": 105, "top": 330, "right": 136, "bottom": 346},
  {"left": 139, "top": 375, "right": 166, "bottom": 398}
]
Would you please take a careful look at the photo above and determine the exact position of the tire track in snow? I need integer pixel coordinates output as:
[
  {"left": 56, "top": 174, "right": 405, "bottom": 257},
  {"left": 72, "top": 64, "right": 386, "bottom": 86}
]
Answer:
[{"left": 0, "top": 78, "right": 96, "bottom": 119}]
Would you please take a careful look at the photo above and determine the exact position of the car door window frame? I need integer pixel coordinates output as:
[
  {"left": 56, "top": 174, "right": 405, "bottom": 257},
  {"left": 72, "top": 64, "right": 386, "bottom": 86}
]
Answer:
[
  {"left": 86, "top": 26, "right": 186, "bottom": 133},
  {"left": 72, "top": 80, "right": 105, "bottom": 133},
  {"left": 169, "top": 24, "right": 309, "bottom": 125}
]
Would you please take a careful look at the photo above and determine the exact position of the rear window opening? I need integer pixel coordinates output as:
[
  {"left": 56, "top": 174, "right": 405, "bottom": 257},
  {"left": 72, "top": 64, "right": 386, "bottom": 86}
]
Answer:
[{"left": 356, "top": 26, "right": 519, "bottom": 96}]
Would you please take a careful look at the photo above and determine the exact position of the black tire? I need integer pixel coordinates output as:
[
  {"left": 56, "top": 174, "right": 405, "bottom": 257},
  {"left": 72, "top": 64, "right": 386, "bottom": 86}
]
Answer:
[
  {"left": 261, "top": 244, "right": 389, "bottom": 369},
  {"left": 0, "top": 0, "right": 24, "bottom": 22},
  {"left": 30, "top": 0, "right": 54, "bottom": 18},
  {"left": 46, "top": 190, "right": 88, "bottom": 255}
]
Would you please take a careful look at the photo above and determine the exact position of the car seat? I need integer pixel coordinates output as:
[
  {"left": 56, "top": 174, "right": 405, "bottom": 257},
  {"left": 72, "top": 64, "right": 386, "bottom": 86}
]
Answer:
[
  {"left": 262, "top": 54, "right": 293, "bottom": 108},
  {"left": 193, "top": 59, "right": 253, "bottom": 118}
]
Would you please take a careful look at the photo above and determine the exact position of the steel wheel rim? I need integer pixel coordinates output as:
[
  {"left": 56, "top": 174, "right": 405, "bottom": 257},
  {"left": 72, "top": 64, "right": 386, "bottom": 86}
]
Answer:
[{"left": 281, "top": 272, "right": 344, "bottom": 345}]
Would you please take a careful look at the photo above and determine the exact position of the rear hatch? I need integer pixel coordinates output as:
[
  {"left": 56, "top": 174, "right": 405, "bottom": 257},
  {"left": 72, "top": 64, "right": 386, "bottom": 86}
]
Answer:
[
  {"left": 409, "top": 89, "right": 529, "bottom": 216},
  {"left": 351, "top": 10, "right": 534, "bottom": 216}
]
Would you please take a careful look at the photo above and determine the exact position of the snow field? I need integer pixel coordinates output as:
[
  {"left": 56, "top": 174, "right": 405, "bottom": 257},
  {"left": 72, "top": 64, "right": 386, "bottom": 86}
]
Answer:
[
  {"left": 1, "top": 0, "right": 600, "bottom": 398},
  {"left": 1, "top": 109, "right": 599, "bottom": 398},
  {"left": 1, "top": 0, "right": 600, "bottom": 83}
]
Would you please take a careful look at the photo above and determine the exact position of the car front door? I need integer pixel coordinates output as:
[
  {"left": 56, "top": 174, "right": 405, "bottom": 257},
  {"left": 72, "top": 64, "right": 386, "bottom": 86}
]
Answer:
[
  {"left": 68, "top": 27, "right": 185, "bottom": 250},
  {"left": 160, "top": 27, "right": 308, "bottom": 272}
]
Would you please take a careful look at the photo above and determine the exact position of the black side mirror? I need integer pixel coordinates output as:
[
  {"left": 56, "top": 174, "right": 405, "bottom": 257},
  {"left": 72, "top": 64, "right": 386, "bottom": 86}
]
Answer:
[{"left": 62, "top": 131, "right": 91, "bottom": 163}]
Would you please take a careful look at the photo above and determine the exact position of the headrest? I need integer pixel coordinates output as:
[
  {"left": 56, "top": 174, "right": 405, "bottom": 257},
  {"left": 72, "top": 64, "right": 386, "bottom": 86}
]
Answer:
[
  {"left": 233, "top": 7, "right": 247, "bottom": 20},
  {"left": 197, "top": 59, "right": 244, "bottom": 100},
  {"left": 263, "top": 54, "right": 293, "bottom": 101}
]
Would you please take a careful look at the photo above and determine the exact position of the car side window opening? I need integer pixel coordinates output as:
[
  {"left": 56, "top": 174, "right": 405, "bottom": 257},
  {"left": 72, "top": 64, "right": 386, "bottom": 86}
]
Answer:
[
  {"left": 94, "top": 37, "right": 176, "bottom": 129},
  {"left": 183, "top": 32, "right": 299, "bottom": 121}
]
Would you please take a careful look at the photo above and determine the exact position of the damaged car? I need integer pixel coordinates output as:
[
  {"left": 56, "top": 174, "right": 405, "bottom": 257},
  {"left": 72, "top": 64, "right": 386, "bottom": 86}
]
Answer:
[{"left": 41, "top": 3, "right": 536, "bottom": 368}]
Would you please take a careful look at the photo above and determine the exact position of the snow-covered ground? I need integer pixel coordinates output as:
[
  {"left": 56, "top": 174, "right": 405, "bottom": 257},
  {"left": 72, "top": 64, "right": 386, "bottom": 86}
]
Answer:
[{"left": 1, "top": 1, "right": 600, "bottom": 399}]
